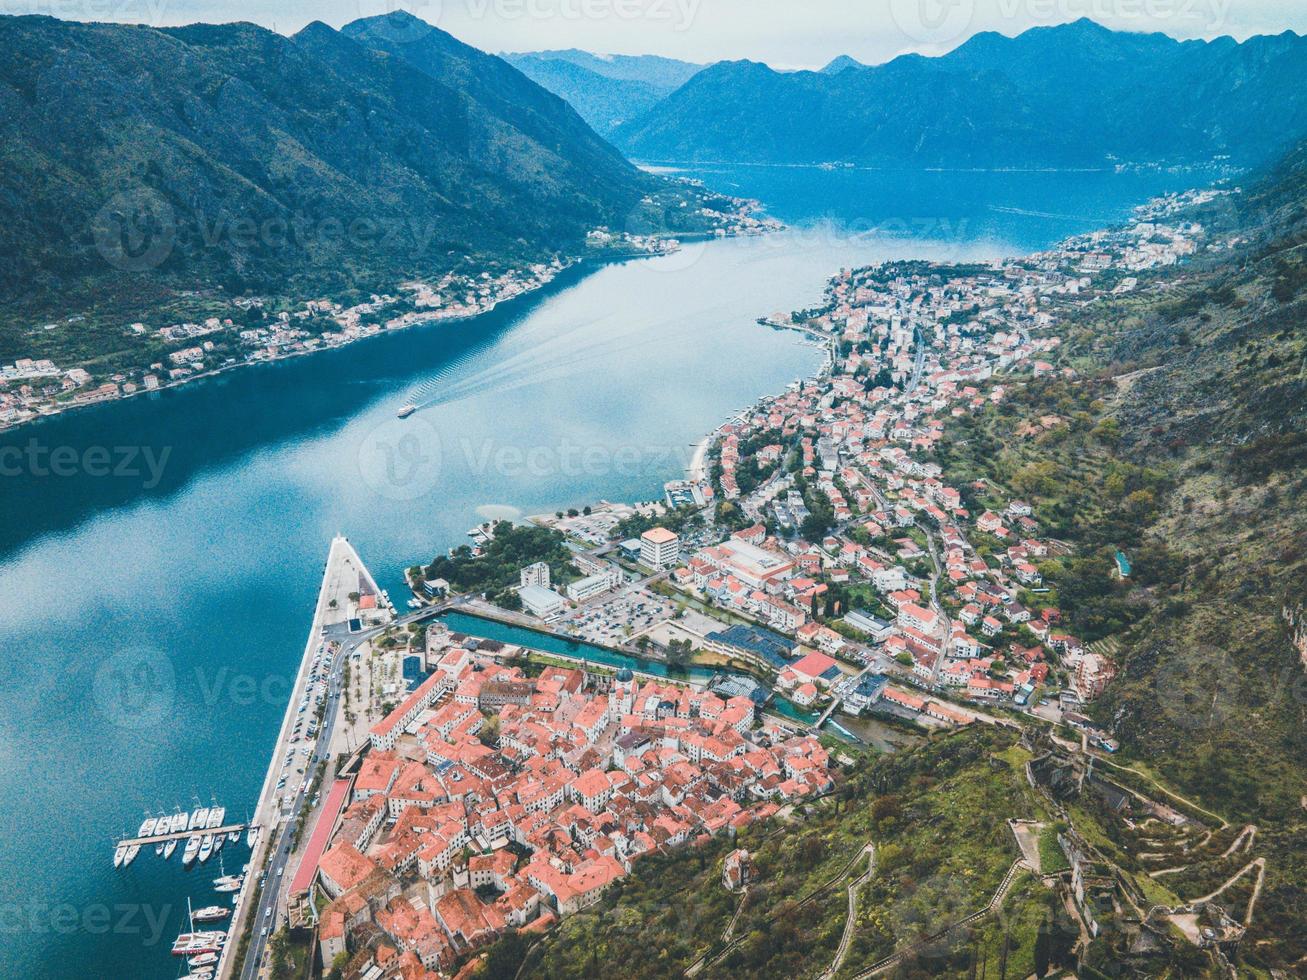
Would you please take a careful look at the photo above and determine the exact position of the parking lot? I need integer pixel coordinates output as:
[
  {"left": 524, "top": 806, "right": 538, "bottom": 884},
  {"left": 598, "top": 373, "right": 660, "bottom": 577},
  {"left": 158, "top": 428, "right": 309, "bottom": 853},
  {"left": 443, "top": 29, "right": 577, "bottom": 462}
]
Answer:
[{"left": 565, "top": 587, "right": 676, "bottom": 644}]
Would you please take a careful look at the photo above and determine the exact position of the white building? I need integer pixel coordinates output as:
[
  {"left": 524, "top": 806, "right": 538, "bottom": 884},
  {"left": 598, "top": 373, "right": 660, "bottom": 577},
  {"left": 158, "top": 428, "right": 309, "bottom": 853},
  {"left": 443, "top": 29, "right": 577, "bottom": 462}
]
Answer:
[
  {"left": 640, "top": 527, "right": 680, "bottom": 569},
  {"left": 518, "top": 584, "right": 566, "bottom": 620},
  {"left": 520, "top": 561, "right": 551, "bottom": 589},
  {"left": 566, "top": 566, "right": 624, "bottom": 602}
]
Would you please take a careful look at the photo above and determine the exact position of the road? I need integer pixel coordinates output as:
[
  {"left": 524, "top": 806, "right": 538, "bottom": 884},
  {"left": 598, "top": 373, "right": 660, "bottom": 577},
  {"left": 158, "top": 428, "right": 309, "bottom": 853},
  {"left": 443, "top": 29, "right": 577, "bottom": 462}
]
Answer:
[{"left": 237, "top": 626, "right": 352, "bottom": 980}]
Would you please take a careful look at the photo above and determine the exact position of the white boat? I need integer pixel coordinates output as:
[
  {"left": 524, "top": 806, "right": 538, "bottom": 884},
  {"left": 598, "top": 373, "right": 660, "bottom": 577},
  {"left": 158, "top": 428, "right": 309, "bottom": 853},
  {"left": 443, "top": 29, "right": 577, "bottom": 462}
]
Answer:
[
  {"left": 213, "top": 833, "right": 225, "bottom": 854},
  {"left": 171, "top": 935, "right": 224, "bottom": 956},
  {"left": 163, "top": 838, "right": 178, "bottom": 860},
  {"left": 172, "top": 811, "right": 188, "bottom": 834},
  {"left": 113, "top": 844, "right": 127, "bottom": 868},
  {"left": 189, "top": 807, "right": 209, "bottom": 831},
  {"left": 246, "top": 826, "right": 258, "bottom": 848},
  {"left": 188, "top": 952, "right": 219, "bottom": 967},
  {"left": 213, "top": 873, "right": 242, "bottom": 892},
  {"left": 138, "top": 816, "right": 158, "bottom": 838},
  {"left": 227, "top": 830, "right": 240, "bottom": 844},
  {"left": 206, "top": 807, "right": 225, "bottom": 829},
  {"left": 198, "top": 834, "right": 214, "bottom": 863},
  {"left": 192, "top": 905, "right": 230, "bottom": 922},
  {"left": 183, "top": 835, "right": 201, "bottom": 866},
  {"left": 122, "top": 844, "right": 140, "bottom": 867}
]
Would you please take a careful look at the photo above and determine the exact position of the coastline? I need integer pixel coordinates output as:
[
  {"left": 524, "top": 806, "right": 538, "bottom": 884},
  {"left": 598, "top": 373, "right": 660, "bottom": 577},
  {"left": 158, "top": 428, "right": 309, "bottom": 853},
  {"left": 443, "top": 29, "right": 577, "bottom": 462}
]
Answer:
[
  {"left": 2, "top": 223, "right": 774, "bottom": 438},
  {"left": 0, "top": 262, "right": 579, "bottom": 437},
  {"left": 221, "top": 535, "right": 372, "bottom": 980},
  {"left": 687, "top": 433, "right": 714, "bottom": 483}
]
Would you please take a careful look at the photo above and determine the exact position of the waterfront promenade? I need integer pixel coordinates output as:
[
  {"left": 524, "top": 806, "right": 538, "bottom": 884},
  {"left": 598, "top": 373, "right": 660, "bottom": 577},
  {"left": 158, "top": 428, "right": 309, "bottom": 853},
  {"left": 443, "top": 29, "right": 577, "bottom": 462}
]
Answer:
[{"left": 221, "top": 535, "right": 377, "bottom": 980}]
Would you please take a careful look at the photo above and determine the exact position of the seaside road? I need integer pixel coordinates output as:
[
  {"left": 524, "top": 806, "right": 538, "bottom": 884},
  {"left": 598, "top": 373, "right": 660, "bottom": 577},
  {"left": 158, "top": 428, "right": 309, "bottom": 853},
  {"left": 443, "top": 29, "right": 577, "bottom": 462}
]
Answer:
[
  {"left": 240, "top": 627, "right": 356, "bottom": 980},
  {"left": 239, "top": 593, "right": 472, "bottom": 977}
]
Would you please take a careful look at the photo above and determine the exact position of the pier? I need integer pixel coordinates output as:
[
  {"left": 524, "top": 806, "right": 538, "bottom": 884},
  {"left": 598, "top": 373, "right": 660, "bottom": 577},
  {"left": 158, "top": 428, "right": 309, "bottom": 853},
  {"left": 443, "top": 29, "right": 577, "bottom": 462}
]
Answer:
[{"left": 113, "top": 823, "right": 249, "bottom": 849}]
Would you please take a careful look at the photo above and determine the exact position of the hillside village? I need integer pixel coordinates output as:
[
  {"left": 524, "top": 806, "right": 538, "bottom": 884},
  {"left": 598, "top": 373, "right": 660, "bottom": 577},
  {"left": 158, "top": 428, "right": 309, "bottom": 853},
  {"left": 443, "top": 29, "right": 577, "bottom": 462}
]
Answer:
[
  {"left": 0, "top": 196, "right": 776, "bottom": 431},
  {"left": 277, "top": 188, "right": 1234, "bottom": 978}
]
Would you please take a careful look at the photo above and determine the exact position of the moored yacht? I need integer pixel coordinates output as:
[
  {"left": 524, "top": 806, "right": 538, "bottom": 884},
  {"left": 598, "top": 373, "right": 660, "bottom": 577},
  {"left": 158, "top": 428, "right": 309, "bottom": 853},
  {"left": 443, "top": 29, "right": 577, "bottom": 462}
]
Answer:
[
  {"left": 192, "top": 905, "right": 230, "bottom": 923},
  {"left": 206, "top": 806, "right": 225, "bottom": 829},
  {"left": 113, "top": 843, "right": 127, "bottom": 868},
  {"left": 182, "top": 834, "right": 201, "bottom": 866},
  {"left": 163, "top": 837, "right": 178, "bottom": 860},
  {"left": 122, "top": 844, "right": 140, "bottom": 867},
  {"left": 198, "top": 834, "right": 214, "bottom": 863},
  {"left": 138, "top": 816, "right": 157, "bottom": 838}
]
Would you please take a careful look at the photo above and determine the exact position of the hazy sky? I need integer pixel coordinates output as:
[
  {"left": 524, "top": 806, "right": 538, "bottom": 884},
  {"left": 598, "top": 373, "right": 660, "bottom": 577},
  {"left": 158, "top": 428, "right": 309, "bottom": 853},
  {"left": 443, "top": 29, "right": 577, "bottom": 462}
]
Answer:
[{"left": 4, "top": 0, "right": 1305, "bottom": 67}]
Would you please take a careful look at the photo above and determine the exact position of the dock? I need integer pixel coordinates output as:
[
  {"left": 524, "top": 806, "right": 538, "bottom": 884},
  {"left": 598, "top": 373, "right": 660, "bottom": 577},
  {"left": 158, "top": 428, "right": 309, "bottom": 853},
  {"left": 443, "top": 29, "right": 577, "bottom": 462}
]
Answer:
[{"left": 114, "top": 823, "right": 249, "bottom": 849}]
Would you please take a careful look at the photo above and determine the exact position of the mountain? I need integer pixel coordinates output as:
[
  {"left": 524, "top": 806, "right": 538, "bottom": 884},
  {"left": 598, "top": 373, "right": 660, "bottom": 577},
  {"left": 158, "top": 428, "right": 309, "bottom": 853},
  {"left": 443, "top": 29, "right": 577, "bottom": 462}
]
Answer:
[
  {"left": 502, "top": 49, "right": 703, "bottom": 138},
  {"left": 615, "top": 19, "right": 1307, "bottom": 169},
  {"left": 818, "top": 54, "right": 865, "bottom": 74},
  {"left": 504, "top": 48, "right": 703, "bottom": 89},
  {"left": 0, "top": 13, "right": 702, "bottom": 341}
]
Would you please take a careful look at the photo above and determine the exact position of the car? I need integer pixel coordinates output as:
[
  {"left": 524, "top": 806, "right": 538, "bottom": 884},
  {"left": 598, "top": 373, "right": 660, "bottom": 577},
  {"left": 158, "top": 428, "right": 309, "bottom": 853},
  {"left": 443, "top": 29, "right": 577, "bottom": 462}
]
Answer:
[
  {"left": 277, "top": 867, "right": 284, "bottom": 876},
  {"left": 265, "top": 907, "right": 272, "bottom": 918},
  {"left": 261, "top": 926, "right": 268, "bottom": 937}
]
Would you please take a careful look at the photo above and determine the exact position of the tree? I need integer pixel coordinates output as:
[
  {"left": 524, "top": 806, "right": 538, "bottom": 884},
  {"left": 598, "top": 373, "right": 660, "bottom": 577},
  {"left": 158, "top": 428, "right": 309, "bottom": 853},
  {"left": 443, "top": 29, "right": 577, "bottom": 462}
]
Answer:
[
  {"left": 493, "top": 588, "right": 522, "bottom": 612},
  {"left": 666, "top": 638, "right": 694, "bottom": 670}
]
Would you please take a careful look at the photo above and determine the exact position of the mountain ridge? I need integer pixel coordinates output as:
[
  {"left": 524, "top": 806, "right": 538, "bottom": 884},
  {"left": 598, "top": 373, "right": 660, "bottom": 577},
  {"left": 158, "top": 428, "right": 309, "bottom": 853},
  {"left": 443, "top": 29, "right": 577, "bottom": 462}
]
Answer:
[{"left": 614, "top": 19, "right": 1307, "bottom": 169}]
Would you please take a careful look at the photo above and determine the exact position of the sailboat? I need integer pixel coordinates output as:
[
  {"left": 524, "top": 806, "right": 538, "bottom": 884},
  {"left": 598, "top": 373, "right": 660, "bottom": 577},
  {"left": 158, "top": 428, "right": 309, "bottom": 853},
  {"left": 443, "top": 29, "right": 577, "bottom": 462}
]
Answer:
[{"left": 213, "top": 852, "right": 242, "bottom": 892}]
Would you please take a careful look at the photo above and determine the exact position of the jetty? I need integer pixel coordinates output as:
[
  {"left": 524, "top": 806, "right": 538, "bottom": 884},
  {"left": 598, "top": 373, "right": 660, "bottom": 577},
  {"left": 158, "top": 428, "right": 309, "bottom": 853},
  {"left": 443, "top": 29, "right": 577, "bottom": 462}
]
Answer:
[{"left": 114, "top": 822, "right": 248, "bottom": 849}]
